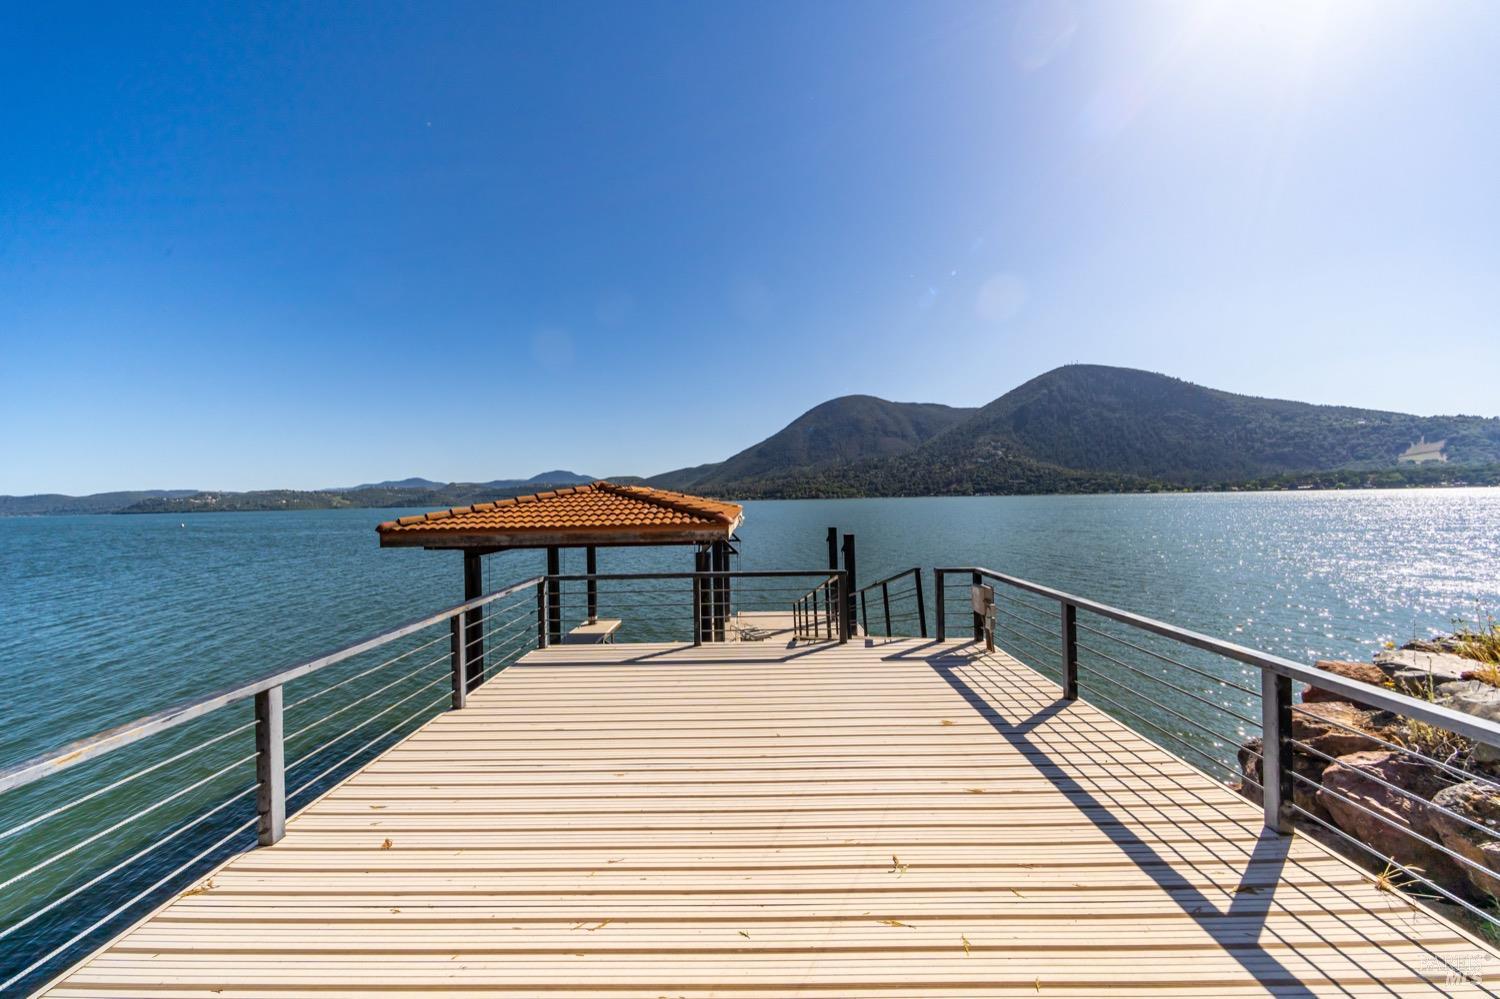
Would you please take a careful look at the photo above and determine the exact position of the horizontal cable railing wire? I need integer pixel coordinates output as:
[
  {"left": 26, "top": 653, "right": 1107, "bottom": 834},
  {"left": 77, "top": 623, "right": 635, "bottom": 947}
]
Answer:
[
  {"left": 532, "top": 570, "right": 845, "bottom": 646},
  {"left": 856, "top": 568, "right": 927, "bottom": 639},
  {"left": 0, "top": 575, "right": 544, "bottom": 995},
  {"left": 933, "top": 564, "right": 1500, "bottom": 935}
]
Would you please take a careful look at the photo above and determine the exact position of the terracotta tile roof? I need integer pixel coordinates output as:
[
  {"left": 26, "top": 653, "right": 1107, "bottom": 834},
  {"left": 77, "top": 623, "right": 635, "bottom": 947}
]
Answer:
[{"left": 376, "top": 481, "right": 742, "bottom": 547}]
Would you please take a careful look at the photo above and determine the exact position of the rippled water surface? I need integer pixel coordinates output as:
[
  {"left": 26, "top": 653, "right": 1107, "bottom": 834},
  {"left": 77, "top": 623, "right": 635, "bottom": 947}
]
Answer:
[{"left": 4, "top": 490, "right": 1499, "bottom": 767}]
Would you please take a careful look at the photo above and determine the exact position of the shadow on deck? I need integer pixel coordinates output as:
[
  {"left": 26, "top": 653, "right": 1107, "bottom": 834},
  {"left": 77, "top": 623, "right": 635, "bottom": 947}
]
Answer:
[{"left": 41, "top": 637, "right": 1500, "bottom": 997}]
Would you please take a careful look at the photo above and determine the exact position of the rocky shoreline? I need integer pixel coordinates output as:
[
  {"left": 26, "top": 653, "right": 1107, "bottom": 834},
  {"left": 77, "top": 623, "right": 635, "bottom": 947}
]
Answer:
[{"left": 1236, "top": 635, "right": 1500, "bottom": 906}]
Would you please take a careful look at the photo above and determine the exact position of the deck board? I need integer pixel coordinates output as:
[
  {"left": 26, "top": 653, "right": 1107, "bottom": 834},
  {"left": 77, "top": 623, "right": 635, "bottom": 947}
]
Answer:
[{"left": 42, "top": 638, "right": 1500, "bottom": 997}]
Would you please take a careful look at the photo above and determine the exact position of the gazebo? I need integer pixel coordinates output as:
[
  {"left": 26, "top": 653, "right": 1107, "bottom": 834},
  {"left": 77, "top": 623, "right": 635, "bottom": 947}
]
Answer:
[{"left": 377, "top": 481, "right": 744, "bottom": 680}]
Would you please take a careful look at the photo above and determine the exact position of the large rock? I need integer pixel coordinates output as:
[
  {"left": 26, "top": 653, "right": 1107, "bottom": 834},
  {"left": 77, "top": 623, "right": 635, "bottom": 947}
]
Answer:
[
  {"left": 1238, "top": 736, "right": 1332, "bottom": 822},
  {"left": 1303, "top": 660, "right": 1390, "bottom": 707},
  {"left": 1404, "top": 636, "right": 1467, "bottom": 655},
  {"left": 1428, "top": 781, "right": 1500, "bottom": 899},
  {"left": 1318, "top": 751, "right": 1467, "bottom": 892},
  {"left": 1294, "top": 701, "right": 1392, "bottom": 758},
  {"left": 1375, "top": 648, "right": 1478, "bottom": 696},
  {"left": 1433, "top": 680, "right": 1500, "bottom": 766},
  {"left": 1236, "top": 703, "right": 1388, "bottom": 823}
]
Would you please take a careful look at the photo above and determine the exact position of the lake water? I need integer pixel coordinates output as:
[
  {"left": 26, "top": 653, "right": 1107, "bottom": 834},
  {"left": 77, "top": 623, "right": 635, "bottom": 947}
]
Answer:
[
  {"left": 5, "top": 490, "right": 1500, "bottom": 766},
  {"left": 3, "top": 489, "right": 1500, "bottom": 987}
]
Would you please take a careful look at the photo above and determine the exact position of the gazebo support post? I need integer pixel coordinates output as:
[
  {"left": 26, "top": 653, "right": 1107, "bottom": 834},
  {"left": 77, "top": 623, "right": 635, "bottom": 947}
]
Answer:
[
  {"left": 462, "top": 551, "right": 484, "bottom": 690},
  {"left": 693, "top": 546, "right": 710, "bottom": 644},
  {"left": 585, "top": 546, "right": 598, "bottom": 625},
  {"left": 546, "top": 546, "right": 562, "bottom": 645},
  {"left": 711, "top": 540, "right": 730, "bottom": 642}
]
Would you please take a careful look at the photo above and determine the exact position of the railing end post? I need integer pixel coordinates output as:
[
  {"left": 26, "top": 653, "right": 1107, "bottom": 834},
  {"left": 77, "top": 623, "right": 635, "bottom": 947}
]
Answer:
[
  {"left": 254, "top": 685, "right": 286, "bottom": 847},
  {"left": 915, "top": 568, "right": 928, "bottom": 639},
  {"left": 934, "top": 569, "right": 946, "bottom": 642},
  {"left": 1061, "top": 601, "right": 1078, "bottom": 701},
  {"left": 450, "top": 611, "right": 468, "bottom": 710},
  {"left": 1260, "top": 669, "right": 1294, "bottom": 836}
]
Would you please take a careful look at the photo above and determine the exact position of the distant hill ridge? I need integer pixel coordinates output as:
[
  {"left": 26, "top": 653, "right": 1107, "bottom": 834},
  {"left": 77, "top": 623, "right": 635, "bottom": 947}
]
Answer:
[
  {"left": 8, "top": 367, "right": 1500, "bottom": 514},
  {"left": 329, "top": 471, "right": 594, "bottom": 493},
  {"left": 2, "top": 473, "right": 597, "bottom": 516}
]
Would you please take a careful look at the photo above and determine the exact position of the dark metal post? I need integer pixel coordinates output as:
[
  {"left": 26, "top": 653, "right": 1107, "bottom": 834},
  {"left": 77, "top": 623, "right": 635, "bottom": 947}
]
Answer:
[
  {"left": 254, "top": 686, "right": 285, "bottom": 846},
  {"left": 934, "top": 569, "right": 946, "bottom": 642},
  {"left": 881, "top": 580, "right": 892, "bottom": 636},
  {"left": 971, "top": 570, "right": 984, "bottom": 641},
  {"left": 914, "top": 569, "right": 928, "bottom": 638},
  {"left": 693, "top": 547, "right": 709, "bottom": 644},
  {"left": 836, "top": 573, "right": 849, "bottom": 643},
  {"left": 826, "top": 527, "right": 838, "bottom": 572},
  {"left": 1261, "top": 670, "right": 1294, "bottom": 835},
  {"left": 585, "top": 546, "right": 598, "bottom": 625},
  {"left": 859, "top": 590, "right": 868, "bottom": 637},
  {"left": 841, "top": 534, "right": 857, "bottom": 636},
  {"left": 546, "top": 547, "right": 562, "bottom": 645},
  {"left": 450, "top": 612, "right": 468, "bottom": 709},
  {"left": 723, "top": 545, "right": 731, "bottom": 641},
  {"left": 1061, "top": 602, "right": 1078, "bottom": 700},
  {"left": 463, "top": 551, "right": 485, "bottom": 690},
  {"left": 834, "top": 573, "right": 846, "bottom": 642},
  {"left": 812, "top": 587, "right": 822, "bottom": 639},
  {"left": 711, "top": 540, "right": 728, "bottom": 642},
  {"left": 536, "top": 580, "right": 548, "bottom": 649}
]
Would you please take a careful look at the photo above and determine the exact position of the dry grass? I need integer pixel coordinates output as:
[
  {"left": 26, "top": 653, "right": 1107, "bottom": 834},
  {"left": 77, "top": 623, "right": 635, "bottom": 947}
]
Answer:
[
  {"left": 1394, "top": 673, "right": 1476, "bottom": 767},
  {"left": 1455, "top": 615, "right": 1500, "bottom": 675}
]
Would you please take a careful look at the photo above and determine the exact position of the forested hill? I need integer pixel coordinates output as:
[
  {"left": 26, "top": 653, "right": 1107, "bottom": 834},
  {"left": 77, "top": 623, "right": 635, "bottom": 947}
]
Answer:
[
  {"left": 918, "top": 365, "right": 1500, "bottom": 484},
  {"left": 646, "top": 396, "right": 975, "bottom": 491},
  {"left": 648, "top": 366, "right": 1500, "bottom": 498}
]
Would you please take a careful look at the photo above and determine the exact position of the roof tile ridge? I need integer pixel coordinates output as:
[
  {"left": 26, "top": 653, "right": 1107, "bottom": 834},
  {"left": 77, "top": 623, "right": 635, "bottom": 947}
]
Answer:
[
  {"left": 377, "top": 482, "right": 599, "bottom": 533},
  {"left": 596, "top": 481, "right": 735, "bottom": 524}
]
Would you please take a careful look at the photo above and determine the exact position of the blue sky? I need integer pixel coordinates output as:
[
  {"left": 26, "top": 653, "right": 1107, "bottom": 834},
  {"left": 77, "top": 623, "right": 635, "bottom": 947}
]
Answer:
[{"left": 4, "top": 1, "right": 1498, "bottom": 494}]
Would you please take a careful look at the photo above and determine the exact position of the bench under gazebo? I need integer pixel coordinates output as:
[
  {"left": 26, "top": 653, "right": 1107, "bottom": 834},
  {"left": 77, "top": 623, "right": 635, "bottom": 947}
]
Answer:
[{"left": 377, "top": 480, "right": 744, "bottom": 681}]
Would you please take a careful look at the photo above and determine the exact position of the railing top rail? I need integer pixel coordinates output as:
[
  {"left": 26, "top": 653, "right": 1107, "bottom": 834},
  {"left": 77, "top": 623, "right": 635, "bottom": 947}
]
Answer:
[
  {"left": 0, "top": 575, "right": 547, "bottom": 796},
  {"left": 789, "top": 571, "right": 845, "bottom": 605},
  {"left": 857, "top": 566, "right": 920, "bottom": 594},
  {"left": 936, "top": 565, "right": 1500, "bottom": 750}
]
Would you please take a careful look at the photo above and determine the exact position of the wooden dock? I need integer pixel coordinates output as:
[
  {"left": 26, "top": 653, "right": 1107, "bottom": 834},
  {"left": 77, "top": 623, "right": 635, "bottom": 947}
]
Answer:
[{"left": 42, "top": 637, "right": 1500, "bottom": 997}]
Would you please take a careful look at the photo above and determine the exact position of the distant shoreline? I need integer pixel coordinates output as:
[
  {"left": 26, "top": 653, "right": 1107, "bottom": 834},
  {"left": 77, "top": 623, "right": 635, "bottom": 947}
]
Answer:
[{"left": 0, "top": 480, "right": 1494, "bottom": 518}]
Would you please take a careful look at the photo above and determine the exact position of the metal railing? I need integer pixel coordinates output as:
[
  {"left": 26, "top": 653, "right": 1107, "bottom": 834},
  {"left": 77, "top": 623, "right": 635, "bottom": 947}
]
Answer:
[
  {"left": 789, "top": 573, "right": 849, "bottom": 643},
  {"left": 15, "top": 557, "right": 1500, "bottom": 989},
  {"left": 935, "top": 565, "right": 1500, "bottom": 933},
  {"left": 531, "top": 569, "right": 848, "bottom": 646},
  {"left": 0, "top": 576, "right": 545, "bottom": 995},
  {"left": 856, "top": 567, "right": 927, "bottom": 638}
]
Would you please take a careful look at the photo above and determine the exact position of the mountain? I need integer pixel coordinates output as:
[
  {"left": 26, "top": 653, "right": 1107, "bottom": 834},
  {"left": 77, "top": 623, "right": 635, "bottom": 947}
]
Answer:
[
  {"left": 333, "top": 477, "right": 448, "bottom": 492},
  {"left": 334, "top": 471, "right": 594, "bottom": 493},
  {"left": 643, "top": 366, "right": 1500, "bottom": 499},
  {"left": 523, "top": 470, "right": 594, "bottom": 486},
  {"left": 918, "top": 365, "right": 1500, "bottom": 484},
  {"left": 647, "top": 396, "right": 975, "bottom": 490}
]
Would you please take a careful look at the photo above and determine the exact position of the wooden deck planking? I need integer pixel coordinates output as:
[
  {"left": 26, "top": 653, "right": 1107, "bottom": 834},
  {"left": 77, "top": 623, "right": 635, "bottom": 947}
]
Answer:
[{"left": 42, "top": 638, "right": 1500, "bottom": 997}]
